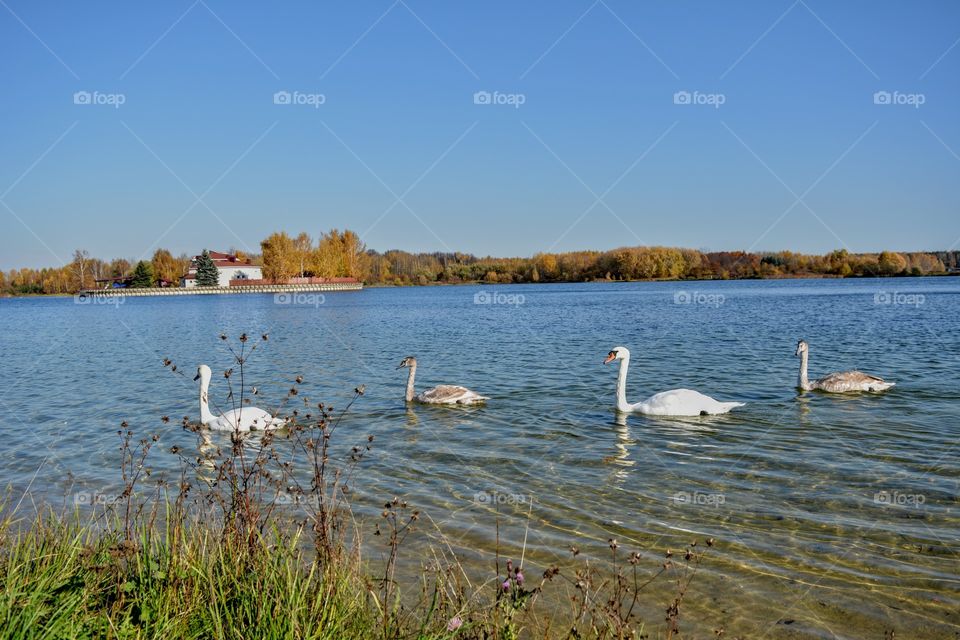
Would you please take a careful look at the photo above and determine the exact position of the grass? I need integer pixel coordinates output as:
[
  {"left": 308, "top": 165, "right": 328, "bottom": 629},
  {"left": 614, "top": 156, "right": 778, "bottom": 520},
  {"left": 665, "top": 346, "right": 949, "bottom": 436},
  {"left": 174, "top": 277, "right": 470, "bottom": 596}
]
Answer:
[{"left": 0, "top": 335, "right": 713, "bottom": 640}]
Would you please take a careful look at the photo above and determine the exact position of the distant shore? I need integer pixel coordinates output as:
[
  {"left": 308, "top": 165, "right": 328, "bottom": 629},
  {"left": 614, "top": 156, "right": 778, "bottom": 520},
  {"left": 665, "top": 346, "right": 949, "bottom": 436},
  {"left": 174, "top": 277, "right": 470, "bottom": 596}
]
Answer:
[{"left": 2, "top": 270, "right": 958, "bottom": 298}]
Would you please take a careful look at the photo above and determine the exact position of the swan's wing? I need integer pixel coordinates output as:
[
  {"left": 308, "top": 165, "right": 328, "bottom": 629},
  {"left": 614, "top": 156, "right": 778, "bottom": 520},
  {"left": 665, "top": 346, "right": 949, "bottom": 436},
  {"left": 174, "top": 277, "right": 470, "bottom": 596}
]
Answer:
[
  {"left": 640, "top": 389, "right": 711, "bottom": 416},
  {"left": 213, "top": 407, "right": 283, "bottom": 431},
  {"left": 417, "top": 385, "right": 488, "bottom": 404},
  {"left": 640, "top": 389, "right": 741, "bottom": 416},
  {"left": 815, "top": 371, "right": 891, "bottom": 392}
]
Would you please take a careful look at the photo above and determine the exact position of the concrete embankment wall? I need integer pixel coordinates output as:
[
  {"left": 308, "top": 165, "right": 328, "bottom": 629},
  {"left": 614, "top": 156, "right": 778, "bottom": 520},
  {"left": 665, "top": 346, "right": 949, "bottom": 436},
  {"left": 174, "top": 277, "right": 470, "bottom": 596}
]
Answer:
[{"left": 78, "top": 282, "right": 363, "bottom": 298}]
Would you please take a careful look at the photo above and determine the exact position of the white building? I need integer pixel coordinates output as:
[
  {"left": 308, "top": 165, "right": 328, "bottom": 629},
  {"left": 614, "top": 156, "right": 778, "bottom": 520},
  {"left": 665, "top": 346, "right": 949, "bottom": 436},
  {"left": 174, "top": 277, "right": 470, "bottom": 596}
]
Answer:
[{"left": 181, "top": 251, "right": 262, "bottom": 287}]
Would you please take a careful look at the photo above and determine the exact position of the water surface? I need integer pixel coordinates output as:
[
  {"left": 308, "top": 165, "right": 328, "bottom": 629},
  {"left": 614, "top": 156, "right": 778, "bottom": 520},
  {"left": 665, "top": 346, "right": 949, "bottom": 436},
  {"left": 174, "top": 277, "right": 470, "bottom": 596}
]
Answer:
[{"left": 1, "top": 278, "right": 957, "bottom": 637}]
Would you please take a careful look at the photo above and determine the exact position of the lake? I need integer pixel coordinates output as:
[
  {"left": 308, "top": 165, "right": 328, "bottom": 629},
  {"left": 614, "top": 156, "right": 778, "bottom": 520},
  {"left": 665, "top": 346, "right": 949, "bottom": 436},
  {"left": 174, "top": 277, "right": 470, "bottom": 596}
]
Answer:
[{"left": 1, "top": 278, "right": 958, "bottom": 638}]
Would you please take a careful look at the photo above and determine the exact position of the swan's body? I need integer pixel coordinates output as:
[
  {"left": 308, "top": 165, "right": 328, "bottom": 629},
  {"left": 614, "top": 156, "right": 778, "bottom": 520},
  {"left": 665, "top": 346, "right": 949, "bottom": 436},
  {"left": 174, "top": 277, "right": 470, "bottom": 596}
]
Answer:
[
  {"left": 194, "top": 365, "right": 287, "bottom": 431},
  {"left": 604, "top": 347, "right": 744, "bottom": 416},
  {"left": 397, "top": 357, "right": 488, "bottom": 405},
  {"left": 795, "top": 340, "right": 895, "bottom": 393}
]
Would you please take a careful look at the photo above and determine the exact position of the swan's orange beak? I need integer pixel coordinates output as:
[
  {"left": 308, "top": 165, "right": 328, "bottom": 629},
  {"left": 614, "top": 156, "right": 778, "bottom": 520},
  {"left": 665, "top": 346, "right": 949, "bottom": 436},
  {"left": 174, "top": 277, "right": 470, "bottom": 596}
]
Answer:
[{"left": 603, "top": 352, "right": 616, "bottom": 365}]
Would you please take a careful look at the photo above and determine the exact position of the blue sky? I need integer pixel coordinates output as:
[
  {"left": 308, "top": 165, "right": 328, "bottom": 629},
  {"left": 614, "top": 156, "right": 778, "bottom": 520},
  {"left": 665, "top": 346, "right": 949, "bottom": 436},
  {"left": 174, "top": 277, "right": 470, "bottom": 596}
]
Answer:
[{"left": 1, "top": 1, "right": 958, "bottom": 269}]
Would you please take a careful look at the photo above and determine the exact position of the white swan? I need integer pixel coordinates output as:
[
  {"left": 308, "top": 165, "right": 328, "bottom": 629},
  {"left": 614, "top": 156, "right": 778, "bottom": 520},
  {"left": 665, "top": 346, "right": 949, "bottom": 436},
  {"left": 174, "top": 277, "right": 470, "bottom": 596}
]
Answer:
[
  {"left": 604, "top": 346, "right": 744, "bottom": 416},
  {"left": 397, "top": 356, "right": 488, "bottom": 405},
  {"left": 795, "top": 340, "right": 895, "bottom": 393},
  {"left": 194, "top": 365, "right": 287, "bottom": 431}
]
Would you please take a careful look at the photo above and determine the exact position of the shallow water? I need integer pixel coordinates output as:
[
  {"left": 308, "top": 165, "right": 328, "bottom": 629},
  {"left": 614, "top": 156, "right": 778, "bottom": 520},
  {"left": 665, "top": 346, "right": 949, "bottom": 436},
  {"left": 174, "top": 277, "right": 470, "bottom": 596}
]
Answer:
[{"left": 1, "top": 278, "right": 958, "bottom": 637}]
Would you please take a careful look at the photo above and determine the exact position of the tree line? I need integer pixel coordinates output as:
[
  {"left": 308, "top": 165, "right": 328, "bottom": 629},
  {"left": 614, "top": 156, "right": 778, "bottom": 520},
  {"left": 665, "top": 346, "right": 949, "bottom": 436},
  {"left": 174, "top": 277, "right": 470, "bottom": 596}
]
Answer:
[
  {"left": 364, "top": 247, "right": 958, "bottom": 286},
  {"left": 2, "top": 233, "right": 958, "bottom": 295}
]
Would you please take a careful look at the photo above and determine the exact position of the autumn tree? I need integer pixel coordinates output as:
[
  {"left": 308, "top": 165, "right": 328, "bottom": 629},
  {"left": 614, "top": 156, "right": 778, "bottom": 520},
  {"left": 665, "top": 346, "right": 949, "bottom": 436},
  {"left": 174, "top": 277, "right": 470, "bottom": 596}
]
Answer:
[
  {"left": 109, "top": 258, "right": 131, "bottom": 278},
  {"left": 151, "top": 249, "right": 181, "bottom": 284},
  {"left": 878, "top": 251, "right": 907, "bottom": 276},
  {"left": 293, "top": 232, "right": 312, "bottom": 278},
  {"left": 72, "top": 249, "right": 92, "bottom": 291},
  {"left": 260, "top": 232, "right": 296, "bottom": 282}
]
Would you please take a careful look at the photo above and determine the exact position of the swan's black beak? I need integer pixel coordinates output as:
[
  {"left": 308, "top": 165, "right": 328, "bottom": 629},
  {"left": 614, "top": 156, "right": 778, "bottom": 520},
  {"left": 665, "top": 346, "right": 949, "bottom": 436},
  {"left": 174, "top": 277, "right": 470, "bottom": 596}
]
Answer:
[
  {"left": 603, "top": 352, "right": 616, "bottom": 365},
  {"left": 193, "top": 373, "right": 201, "bottom": 381}
]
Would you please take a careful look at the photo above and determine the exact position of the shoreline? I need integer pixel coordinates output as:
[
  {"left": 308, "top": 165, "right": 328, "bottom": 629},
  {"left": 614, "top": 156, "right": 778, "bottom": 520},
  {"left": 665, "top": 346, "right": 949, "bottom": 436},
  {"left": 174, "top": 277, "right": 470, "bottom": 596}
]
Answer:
[{"left": 1, "top": 271, "right": 958, "bottom": 298}]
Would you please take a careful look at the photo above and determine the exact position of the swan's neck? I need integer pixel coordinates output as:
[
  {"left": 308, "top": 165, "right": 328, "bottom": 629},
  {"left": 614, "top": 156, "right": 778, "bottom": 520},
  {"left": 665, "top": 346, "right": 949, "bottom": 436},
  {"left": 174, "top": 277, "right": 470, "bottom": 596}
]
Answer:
[
  {"left": 615, "top": 357, "right": 633, "bottom": 412},
  {"left": 798, "top": 351, "right": 811, "bottom": 391},
  {"left": 199, "top": 377, "right": 216, "bottom": 424},
  {"left": 405, "top": 365, "right": 416, "bottom": 402}
]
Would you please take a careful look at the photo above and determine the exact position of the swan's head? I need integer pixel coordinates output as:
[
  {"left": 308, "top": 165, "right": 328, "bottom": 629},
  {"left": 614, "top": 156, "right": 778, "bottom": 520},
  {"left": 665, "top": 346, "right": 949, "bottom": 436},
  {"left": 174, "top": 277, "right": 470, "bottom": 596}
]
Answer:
[
  {"left": 194, "top": 364, "right": 212, "bottom": 381},
  {"left": 795, "top": 340, "right": 808, "bottom": 356},
  {"left": 604, "top": 346, "right": 630, "bottom": 364},
  {"left": 397, "top": 356, "right": 417, "bottom": 369}
]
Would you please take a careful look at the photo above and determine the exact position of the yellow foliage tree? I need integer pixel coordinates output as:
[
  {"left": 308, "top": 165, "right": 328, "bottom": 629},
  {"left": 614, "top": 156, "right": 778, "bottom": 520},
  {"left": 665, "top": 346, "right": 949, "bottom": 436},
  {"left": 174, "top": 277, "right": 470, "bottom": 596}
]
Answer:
[{"left": 260, "top": 232, "right": 297, "bottom": 281}]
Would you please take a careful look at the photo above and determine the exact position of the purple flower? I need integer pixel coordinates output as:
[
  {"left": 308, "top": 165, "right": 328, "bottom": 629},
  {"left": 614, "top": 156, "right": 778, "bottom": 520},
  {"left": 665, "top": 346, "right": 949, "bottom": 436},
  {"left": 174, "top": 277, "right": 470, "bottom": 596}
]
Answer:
[
  {"left": 447, "top": 616, "right": 463, "bottom": 631},
  {"left": 515, "top": 570, "right": 524, "bottom": 586},
  {"left": 501, "top": 579, "right": 511, "bottom": 592}
]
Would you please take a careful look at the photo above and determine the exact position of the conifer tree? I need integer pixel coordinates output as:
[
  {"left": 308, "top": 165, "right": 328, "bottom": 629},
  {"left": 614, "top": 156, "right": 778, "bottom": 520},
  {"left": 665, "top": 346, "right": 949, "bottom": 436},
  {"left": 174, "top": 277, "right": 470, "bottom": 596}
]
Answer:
[
  {"left": 195, "top": 250, "right": 219, "bottom": 287},
  {"left": 130, "top": 261, "right": 154, "bottom": 288}
]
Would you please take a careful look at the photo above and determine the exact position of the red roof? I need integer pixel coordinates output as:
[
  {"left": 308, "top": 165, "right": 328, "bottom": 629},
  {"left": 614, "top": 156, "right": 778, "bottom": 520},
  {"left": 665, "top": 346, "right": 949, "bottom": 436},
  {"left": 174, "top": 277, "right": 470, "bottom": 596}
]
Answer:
[{"left": 204, "top": 251, "right": 254, "bottom": 266}]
